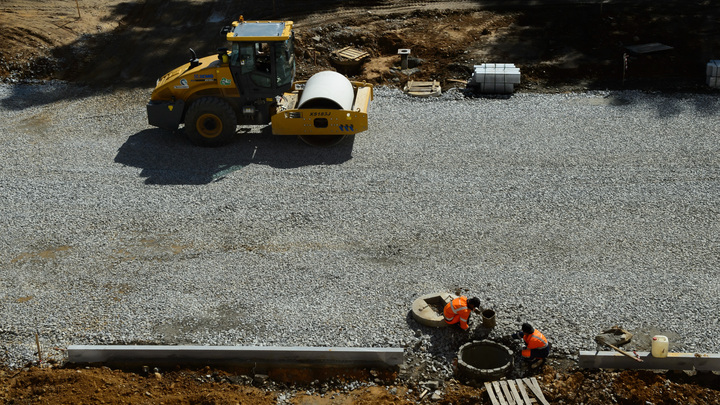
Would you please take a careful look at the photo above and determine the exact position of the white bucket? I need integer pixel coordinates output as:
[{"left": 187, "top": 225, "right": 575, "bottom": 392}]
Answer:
[{"left": 651, "top": 335, "right": 669, "bottom": 358}]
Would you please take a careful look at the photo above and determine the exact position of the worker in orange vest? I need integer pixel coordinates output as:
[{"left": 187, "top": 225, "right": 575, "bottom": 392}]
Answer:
[
  {"left": 512, "top": 322, "right": 551, "bottom": 365},
  {"left": 443, "top": 296, "right": 481, "bottom": 330}
]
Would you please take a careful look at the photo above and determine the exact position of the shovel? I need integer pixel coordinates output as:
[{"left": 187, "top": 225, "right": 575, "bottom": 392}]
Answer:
[
  {"left": 600, "top": 340, "right": 643, "bottom": 362},
  {"left": 595, "top": 327, "right": 643, "bottom": 362}
]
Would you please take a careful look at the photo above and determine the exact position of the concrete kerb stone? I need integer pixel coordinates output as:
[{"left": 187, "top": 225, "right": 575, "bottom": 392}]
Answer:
[
  {"left": 411, "top": 292, "right": 458, "bottom": 328},
  {"left": 67, "top": 345, "right": 404, "bottom": 369},
  {"left": 579, "top": 350, "right": 720, "bottom": 371}
]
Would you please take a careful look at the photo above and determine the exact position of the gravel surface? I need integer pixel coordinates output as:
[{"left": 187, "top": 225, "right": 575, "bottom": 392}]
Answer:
[{"left": 0, "top": 83, "right": 718, "bottom": 376}]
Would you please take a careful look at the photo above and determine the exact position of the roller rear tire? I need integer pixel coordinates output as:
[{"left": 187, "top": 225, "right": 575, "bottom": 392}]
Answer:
[{"left": 185, "top": 97, "right": 237, "bottom": 147}]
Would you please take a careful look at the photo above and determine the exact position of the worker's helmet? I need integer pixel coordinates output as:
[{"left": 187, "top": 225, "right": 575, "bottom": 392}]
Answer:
[
  {"left": 468, "top": 297, "right": 481, "bottom": 309},
  {"left": 522, "top": 323, "right": 534, "bottom": 334}
]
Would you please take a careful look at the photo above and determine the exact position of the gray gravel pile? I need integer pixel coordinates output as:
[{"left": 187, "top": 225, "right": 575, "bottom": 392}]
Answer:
[{"left": 0, "top": 83, "right": 718, "bottom": 377}]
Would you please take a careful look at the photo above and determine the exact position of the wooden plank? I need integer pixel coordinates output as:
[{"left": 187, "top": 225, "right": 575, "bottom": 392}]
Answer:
[
  {"left": 516, "top": 379, "right": 533, "bottom": 405},
  {"left": 342, "top": 51, "right": 364, "bottom": 60},
  {"left": 407, "top": 92, "right": 435, "bottom": 97},
  {"left": 407, "top": 81, "right": 434, "bottom": 87},
  {"left": 493, "top": 381, "right": 509, "bottom": 405},
  {"left": 280, "top": 93, "right": 299, "bottom": 110},
  {"left": 499, "top": 381, "right": 515, "bottom": 405},
  {"left": 336, "top": 46, "right": 369, "bottom": 61},
  {"left": 521, "top": 378, "right": 539, "bottom": 397},
  {"left": 485, "top": 382, "right": 501, "bottom": 405},
  {"left": 508, "top": 380, "right": 526, "bottom": 405},
  {"left": 406, "top": 87, "right": 435, "bottom": 93},
  {"left": 335, "top": 46, "right": 352, "bottom": 56},
  {"left": 404, "top": 80, "right": 441, "bottom": 97},
  {"left": 405, "top": 81, "right": 438, "bottom": 89},
  {"left": 522, "top": 378, "right": 550, "bottom": 405},
  {"left": 530, "top": 378, "right": 551, "bottom": 405},
  {"left": 351, "top": 87, "right": 372, "bottom": 113}
]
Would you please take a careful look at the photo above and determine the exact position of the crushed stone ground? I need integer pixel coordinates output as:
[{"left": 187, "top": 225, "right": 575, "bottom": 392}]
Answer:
[{"left": 1, "top": 1, "right": 720, "bottom": 404}]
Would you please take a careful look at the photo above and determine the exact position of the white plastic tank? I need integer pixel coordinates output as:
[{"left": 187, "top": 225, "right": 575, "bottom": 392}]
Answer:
[
  {"left": 298, "top": 71, "right": 354, "bottom": 111},
  {"left": 651, "top": 335, "right": 669, "bottom": 358}
]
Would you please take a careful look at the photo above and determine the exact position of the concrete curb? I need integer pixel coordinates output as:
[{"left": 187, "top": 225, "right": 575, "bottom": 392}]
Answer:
[
  {"left": 67, "top": 345, "right": 404, "bottom": 369},
  {"left": 579, "top": 351, "right": 720, "bottom": 371}
]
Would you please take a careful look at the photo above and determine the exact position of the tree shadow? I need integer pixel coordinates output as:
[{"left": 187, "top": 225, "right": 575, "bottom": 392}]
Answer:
[
  {"left": 3, "top": 0, "right": 718, "bottom": 117},
  {"left": 114, "top": 126, "right": 354, "bottom": 185},
  {"left": 57, "top": 0, "right": 391, "bottom": 89},
  {"left": 1, "top": 0, "right": 375, "bottom": 108},
  {"left": 475, "top": 1, "right": 719, "bottom": 93}
]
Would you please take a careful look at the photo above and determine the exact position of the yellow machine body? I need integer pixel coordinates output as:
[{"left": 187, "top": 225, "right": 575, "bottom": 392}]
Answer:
[
  {"left": 146, "top": 17, "right": 373, "bottom": 146},
  {"left": 271, "top": 81, "right": 373, "bottom": 136},
  {"left": 151, "top": 56, "right": 240, "bottom": 102}
]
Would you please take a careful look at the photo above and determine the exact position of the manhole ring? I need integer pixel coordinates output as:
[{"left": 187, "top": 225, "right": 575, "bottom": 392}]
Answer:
[
  {"left": 411, "top": 292, "right": 457, "bottom": 328},
  {"left": 457, "top": 340, "right": 514, "bottom": 380}
]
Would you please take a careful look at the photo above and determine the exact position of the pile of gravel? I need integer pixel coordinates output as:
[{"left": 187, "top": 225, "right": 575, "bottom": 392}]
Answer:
[{"left": 0, "top": 82, "right": 718, "bottom": 378}]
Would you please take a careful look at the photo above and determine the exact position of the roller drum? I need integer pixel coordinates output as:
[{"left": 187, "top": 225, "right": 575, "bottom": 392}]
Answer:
[{"left": 297, "top": 71, "right": 354, "bottom": 111}]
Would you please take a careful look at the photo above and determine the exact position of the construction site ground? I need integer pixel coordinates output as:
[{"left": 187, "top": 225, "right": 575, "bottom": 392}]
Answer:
[
  {"left": 2, "top": 0, "right": 719, "bottom": 91},
  {"left": 1, "top": 0, "right": 720, "bottom": 403},
  {"left": 2, "top": 361, "right": 720, "bottom": 404}
]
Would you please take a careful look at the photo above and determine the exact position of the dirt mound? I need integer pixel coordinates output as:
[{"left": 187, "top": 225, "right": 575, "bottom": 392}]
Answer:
[{"left": 294, "top": 1, "right": 720, "bottom": 92}]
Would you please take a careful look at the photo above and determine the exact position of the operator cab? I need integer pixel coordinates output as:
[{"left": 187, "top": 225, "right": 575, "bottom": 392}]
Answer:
[{"left": 224, "top": 17, "right": 295, "bottom": 99}]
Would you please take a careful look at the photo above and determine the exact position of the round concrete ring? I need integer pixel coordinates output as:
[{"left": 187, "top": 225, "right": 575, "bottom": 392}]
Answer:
[
  {"left": 457, "top": 340, "right": 514, "bottom": 380},
  {"left": 411, "top": 292, "right": 458, "bottom": 328}
]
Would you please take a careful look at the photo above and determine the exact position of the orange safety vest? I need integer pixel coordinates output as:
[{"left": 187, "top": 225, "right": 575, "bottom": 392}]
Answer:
[
  {"left": 444, "top": 296, "right": 472, "bottom": 330},
  {"left": 522, "top": 329, "right": 549, "bottom": 358}
]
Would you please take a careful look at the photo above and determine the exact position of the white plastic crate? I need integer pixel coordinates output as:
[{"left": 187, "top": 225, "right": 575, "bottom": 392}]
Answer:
[
  {"left": 707, "top": 60, "right": 720, "bottom": 77},
  {"left": 706, "top": 60, "right": 720, "bottom": 88},
  {"left": 471, "top": 63, "right": 521, "bottom": 93},
  {"left": 479, "top": 83, "right": 516, "bottom": 93}
]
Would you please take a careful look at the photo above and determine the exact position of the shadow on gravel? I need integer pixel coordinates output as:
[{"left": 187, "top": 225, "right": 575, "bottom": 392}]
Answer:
[
  {"left": 0, "top": 82, "right": 98, "bottom": 111},
  {"left": 114, "top": 127, "right": 354, "bottom": 185},
  {"left": 404, "top": 310, "right": 478, "bottom": 367},
  {"left": 1, "top": 0, "right": 366, "bottom": 107},
  {"left": 4, "top": 0, "right": 719, "bottom": 111}
]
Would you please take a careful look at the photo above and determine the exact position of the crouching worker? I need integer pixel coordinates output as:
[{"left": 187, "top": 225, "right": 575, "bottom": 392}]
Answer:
[
  {"left": 512, "top": 323, "right": 551, "bottom": 365},
  {"left": 444, "top": 296, "right": 481, "bottom": 330}
]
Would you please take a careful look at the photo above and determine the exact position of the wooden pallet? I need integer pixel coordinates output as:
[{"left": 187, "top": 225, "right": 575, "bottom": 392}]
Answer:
[
  {"left": 403, "top": 80, "right": 441, "bottom": 97},
  {"left": 484, "top": 377, "right": 551, "bottom": 405},
  {"left": 334, "top": 46, "right": 369, "bottom": 62}
]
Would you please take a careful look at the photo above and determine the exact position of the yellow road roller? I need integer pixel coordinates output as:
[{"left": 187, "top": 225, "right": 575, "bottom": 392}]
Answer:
[{"left": 146, "top": 16, "right": 373, "bottom": 146}]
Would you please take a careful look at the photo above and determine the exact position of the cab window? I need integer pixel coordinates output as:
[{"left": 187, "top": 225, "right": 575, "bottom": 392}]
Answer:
[
  {"left": 275, "top": 38, "right": 295, "bottom": 86},
  {"left": 230, "top": 43, "right": 255, "bottom": 74},
  {"left": 229, "top": 40, "right": 293, "bottom": 88}
]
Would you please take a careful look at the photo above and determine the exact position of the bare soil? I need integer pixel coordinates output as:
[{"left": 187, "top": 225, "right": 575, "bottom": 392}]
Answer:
[
  {"left": 1, "top": 0, "right": 720, "bottom": 403},
  {"left": 2, "top": 362, "right": 719, "bottom": 404},
  {"left": 1, "top": 0, "right": 719, "bottom": 92}
]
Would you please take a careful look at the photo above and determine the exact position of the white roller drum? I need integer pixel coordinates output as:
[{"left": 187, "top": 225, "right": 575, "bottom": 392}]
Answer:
[{"left": 297, "top": 71, "right": 354, "bottom": 111}]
